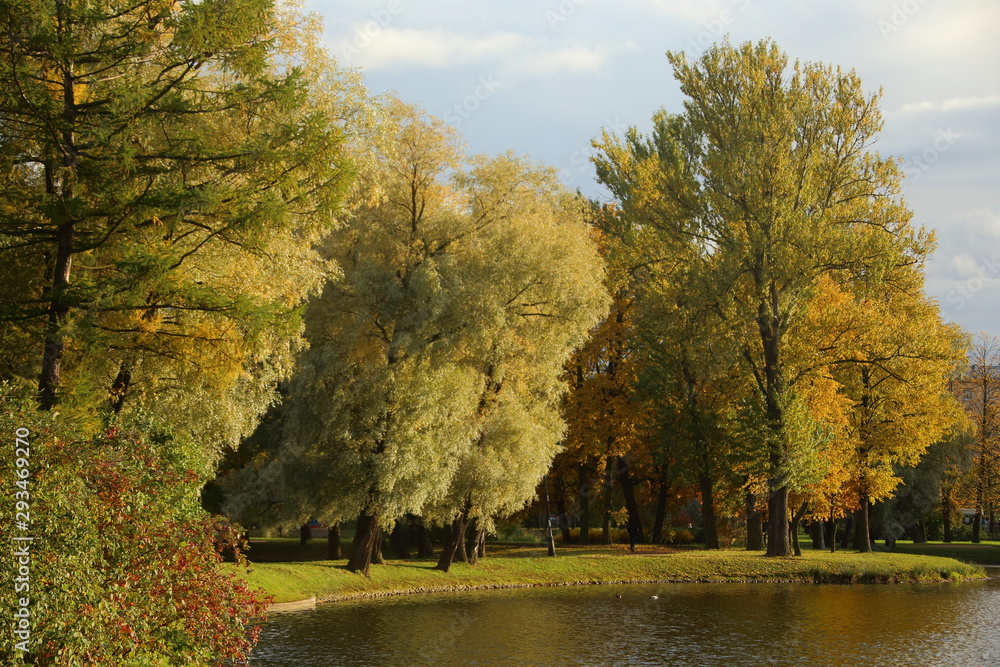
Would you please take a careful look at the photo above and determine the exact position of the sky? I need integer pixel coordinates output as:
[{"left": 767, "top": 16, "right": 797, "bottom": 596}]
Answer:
[{"left": 304, "top": 0, "right": 1000, "bottom": 338}]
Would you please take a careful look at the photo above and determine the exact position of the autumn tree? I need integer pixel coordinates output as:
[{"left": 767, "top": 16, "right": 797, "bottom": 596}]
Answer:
[
  {"left": 428, "top": 156, "right": 608, "bottom": 572},
  {"left": 636, "top": 269, "right": 748, "bottom": 550},
  {"left": 0, "top": 3, "right": 360, "bottom": 660},
  {"left": 224, "top": 102, "right": 607, "bottom": 576},
  {"left": 827, "top": 278, "right": 967, "bottom": 551},
  {"left": 956, "top": 334, "right": 1000, "bottom": 542},
  {"left": 557, "top": 282, "right": 658, "bottom": 546},
  {"left": 594, "top": 39, "right": 931, "bottom": 556}
]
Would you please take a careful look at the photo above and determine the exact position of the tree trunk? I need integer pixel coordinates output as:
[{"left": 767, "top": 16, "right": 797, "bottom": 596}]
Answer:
[
  {"left": 972, "top": 509, "right": 983, "bottom": 543},
  {"left": 616, "top": 456, "right": 645, "bottom": 544},
  {"left": 435, "top": 516, "right": 464, "bottom": 572},
  {"left": 652, "top": 464, "right": 670, "bottom": 544},
  {"left": 109, "top": 361, "right": 133, "bottom": 414},
  {"left": 809, "top": 520, "right": 825, "bottom": 550},
  {"left": 840, "top": 514, "right": 854, "bottom": 550},
  {"left": 476, "top": 529, "right": 486, "bottom": 558},
  {"left": 790, "top": 501, "right": 808, "bottom": 557},
  {"left": 699, "top": 473, "right": 719, "bottom": 549},
  {"left": 601, "top": 472, "right": 613, "bottom": 545},
  {"left": 347, "top": 512, "right": 380, "bottom": 577},
  {"left": 555, "top": 480, "right": 573, "bottom": 545},
  {"left": 372, "top": 524, "right": 385, "bottom": 564},
  {"left": 38, "top": 220, "right": 75, "bottom": 410},
  {"left": 463, "top": 519, "right": 477, "bottom": 564},
  {"left": 766, "top": 486, "right": 792, "bottom": 557},
  {"left": 436, "top": 502, "right": 471, "bottom": 573},
  {"left": 578, "top": 465, "right": 591, "bottom": 545},
  {"left": 746, "top": 491, "right": 763, "bottom": 551},
  {"left": 38, "top": 74, "right": 80, "bottom": 411},
  {"left": 390, "top": 519, "right": 410, "bottom": 559},
  {"left": 417, "top": 519, "right": 434, "bottom": 558},
  {"left": 853, "top": 497, "right": 873, "bottom": 552},
  {"left": 454, "top": 520, "right": 469, "bottom": 563},
  {"left": 906, "top": 518, "right": 927, "bottom": 544},
  {"left": 327, "top": 523, "right": 342, "bottom": 560},
  {"left": 942, "top": 487, "right": 954, "bottom": 543},
  {"left": 467, "top": 527, "right": 485, "bottom": 566},
  {"left": 299, "top": 523, "right": 312, "bottom": 547}
]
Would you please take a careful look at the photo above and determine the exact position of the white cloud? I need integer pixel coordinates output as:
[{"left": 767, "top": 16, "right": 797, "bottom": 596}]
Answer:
[
  {"left": 951, "top": 253, "right": 983, "bottom": 278},
  {"left": 342, "top": 28, "right": 528, "bottom": 70},
  {"left": 506, "top": 46, "right": 609, "bottom": 77},
  {"left": 336, "top": 25, "right": 615, "bottom": 79},
  {"left": 644, "top": 0, "right": 741, "bottom": 21},
  {"left": 896, "top": 95, "right": 1000, "bottom": 116}
]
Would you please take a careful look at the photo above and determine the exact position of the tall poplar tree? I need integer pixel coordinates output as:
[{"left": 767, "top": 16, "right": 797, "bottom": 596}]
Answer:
[{"left": 594, "top": 39, "right": 931, "bottom": 556}]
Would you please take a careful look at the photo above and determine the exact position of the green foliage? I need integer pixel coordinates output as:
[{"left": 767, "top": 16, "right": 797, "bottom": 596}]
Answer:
[
  {"left": 593, "top": 38, "right": 943, "bottom": 555},
  {"left": 0, "top": 385, "right": 268, "bottom": 665},
  {"left": 493, "top": 521, "right": 543, "bottom": 544},
  {"left": 0, "top": 0, "right": 355, "bottom": 455},
  {"left": 223, "top": 103, "right": 608, "bottom": 544}
]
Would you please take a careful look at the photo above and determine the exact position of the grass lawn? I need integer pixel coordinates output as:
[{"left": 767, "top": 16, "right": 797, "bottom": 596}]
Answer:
[
  {"left": 889, "top": 540, "right": 1000, "bottom": 565},
  {"left": 235, "top": 541, "right": 987, "bottom": 605}
]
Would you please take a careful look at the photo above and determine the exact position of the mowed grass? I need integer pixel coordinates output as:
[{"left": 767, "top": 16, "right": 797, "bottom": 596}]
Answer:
[
  {"left": 235, "top": 542, "right": 987, "bottom": 605},
  {"left": 890, "top": 540, "right": 1000, "bottom": 565}
]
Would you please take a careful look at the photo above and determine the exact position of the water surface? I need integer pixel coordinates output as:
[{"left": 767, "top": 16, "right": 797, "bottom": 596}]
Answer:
[{"left": 252, "top": 575, "right": 1000, "bottom": 666}]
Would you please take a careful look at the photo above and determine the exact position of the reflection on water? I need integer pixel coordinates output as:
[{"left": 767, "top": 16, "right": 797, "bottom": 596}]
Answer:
[{"left": 251, "top": 575, "right": 1000, "bottom": 666}]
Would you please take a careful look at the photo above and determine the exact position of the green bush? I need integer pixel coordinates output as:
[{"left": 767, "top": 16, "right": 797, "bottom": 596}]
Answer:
[
  {"left": 0, "top": 385, "right": 268, "bottom": 665},
  {"left": 493, "top": 520, "right": 541, "bottom": 543},
  {"left": 951, "top": 523, "right": 973, "bottom": 542},
  {"left": 551, "top": 527, "right": 630, "bottom": 544},
  {"left": 664, "top": 527, "right": 696, "bottom": 545}
]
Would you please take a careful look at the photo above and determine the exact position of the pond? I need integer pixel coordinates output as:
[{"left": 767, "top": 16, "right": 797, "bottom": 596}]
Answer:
[{"left": 251, "top": 572, "right": 1000, "bottom": 666}]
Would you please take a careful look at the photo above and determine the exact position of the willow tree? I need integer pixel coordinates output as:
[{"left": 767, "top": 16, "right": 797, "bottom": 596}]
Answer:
[
  {"left": 233, "top": 103, "right": 606, "bottom": 576},
  {"left": 0, "top": 0, "right": 353, "bottom": 454},
  {"left": 430, "top": 156, "right": 608, "bottom": 571},
  {"left": 594, "top": 39, "right": 931, "bottom": 556}
]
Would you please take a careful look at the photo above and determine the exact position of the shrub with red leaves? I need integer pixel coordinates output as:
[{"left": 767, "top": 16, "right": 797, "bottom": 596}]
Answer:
[{"left": 1, "top": 385, "right": 270, "bottom": 665}]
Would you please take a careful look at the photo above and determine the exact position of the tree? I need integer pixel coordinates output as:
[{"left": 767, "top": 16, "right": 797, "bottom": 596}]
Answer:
[
  {"left": 829, "top": 280, "right": 967, "bottom": 551},
  {"left": 225, "top": 103, "right": 607, "bottom": 576},
  {"left": 276, "top": 103, "right": 478, "bottom": 576},
  {"left": 0, "top": 383, "right": 268, "bottom": 665},
  {"left": 594, "top": 39, "right": 931, "bottom": 556},
  {"left": 0, "top": 0, "right": 352, "bottom": 457},
  {"left": 955, "top": 334, "right": 1000, "bottom": 542},
  {"left": 558, "top": 289, "right": 654, "bottom": 546},
  {"left": 428, "top": 155, "right": 609, "bottom": 572}
]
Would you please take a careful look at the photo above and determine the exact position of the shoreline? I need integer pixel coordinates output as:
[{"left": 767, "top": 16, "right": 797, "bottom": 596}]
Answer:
[
  {"left": 242, "top": 548, "right": 989, "bottom": 611},
  {"left": 265, "top": 571, "right": 991, "bottom": 612}
]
